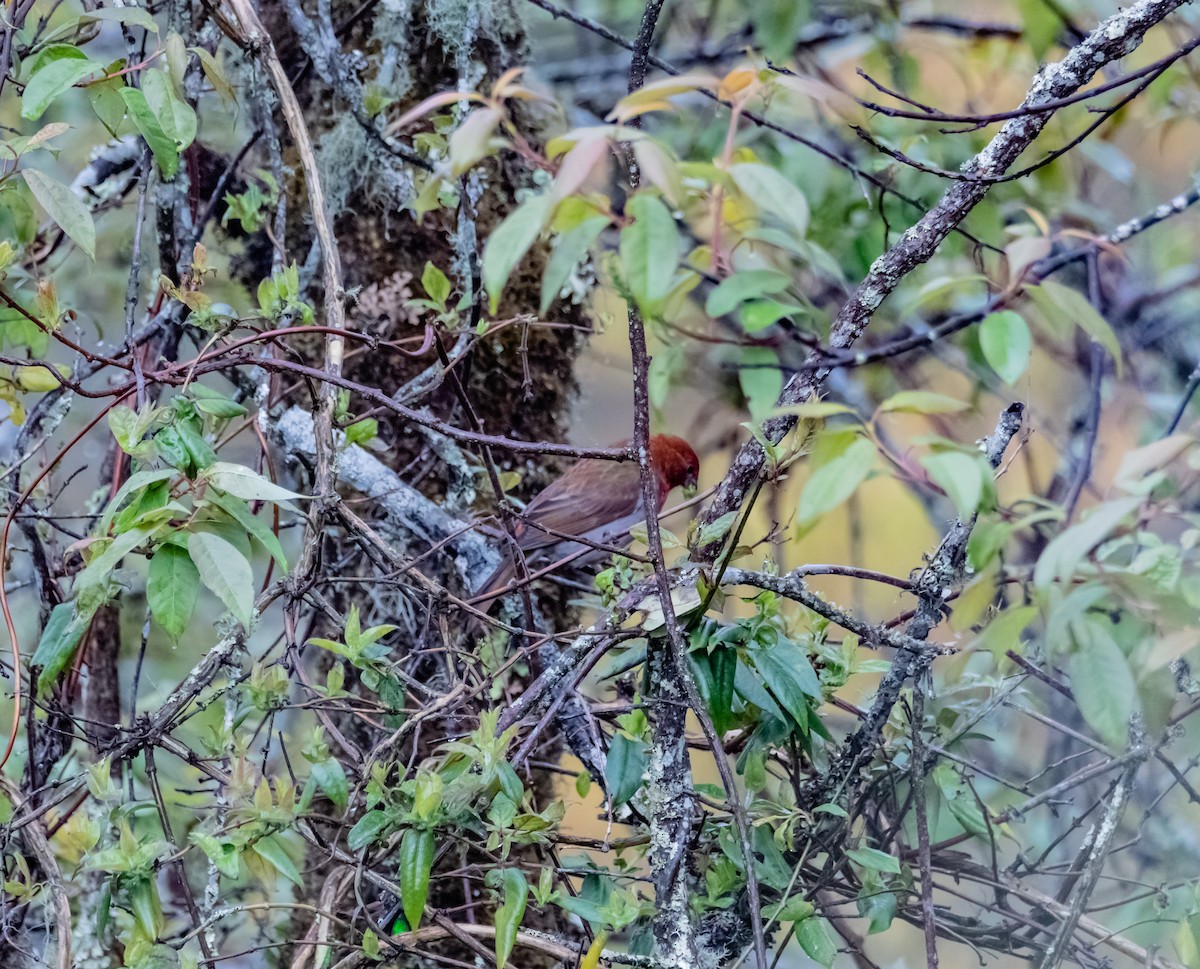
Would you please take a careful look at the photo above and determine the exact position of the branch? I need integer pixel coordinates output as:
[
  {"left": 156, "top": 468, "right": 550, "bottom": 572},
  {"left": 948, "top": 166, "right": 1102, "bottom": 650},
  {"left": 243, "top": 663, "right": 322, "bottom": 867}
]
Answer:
[
  {"left": 817, "top": 403, "right": 1024, "bottom": 805},
  {"left": 272, "top": 406, "right": 497, "bottom": 586}
]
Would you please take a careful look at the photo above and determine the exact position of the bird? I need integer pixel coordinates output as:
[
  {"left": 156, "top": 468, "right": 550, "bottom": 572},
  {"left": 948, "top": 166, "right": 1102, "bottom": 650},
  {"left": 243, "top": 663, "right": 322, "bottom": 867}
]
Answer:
[{"left": 473, "top": 435, "right": 700, "bottom": 603}]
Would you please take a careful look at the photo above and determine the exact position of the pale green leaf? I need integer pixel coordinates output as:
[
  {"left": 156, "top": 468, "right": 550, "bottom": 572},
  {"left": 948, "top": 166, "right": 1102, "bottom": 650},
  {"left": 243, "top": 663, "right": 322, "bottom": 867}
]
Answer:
[
  {"left": 1033, "top": 496, "right": 1141, "bottom": 588},
  {"left": 979, "top": 310, "right": 1032, "bottom": 385},
  {"left": 730, "top": 162, "right": 809, "bottom": 239},
  {"left": 1067, "top": 621, "right": 1138, "bottom": 749},
  {"left": 202, "top": 462, "right": 306, "bottom": 503},
  {"left": 22, "top": 170, "right": 95, "bottom": 258},
  {"left": 252, "top": 834, "right": 303, "bottom": 887},
  {"left": 922, "top": 451, "right": 987, "bottom": 519},
  {"left": 21, "top": 48, "right": 99, "bottom": 120},
  {"left": 141, "top": 68, "right": 197, "bottom": 152},
  {"left": 120, "top": 86, "right": 179, "bottom": 177},
  {"left": 1026, "top": 281, "right": 1122, "bottom": 376},
  {"left": 619, "top": 193, "right": 680, "bottom": 317},
  {"left": 540, "top": 215, "right": 609, "bottom": 313},
  {"left": 188, "top": 530, "right": 255, "bottom": 628},
  {"left": 705, "top": 269, "right": 792, "bottom": 318},
  {"left": 483, "top": 193, "right": 551, "bottom": 314},
  {"left": 878, "top": 391, "right": 969, "bottom": 415},
  {"left": 797, "top": 435, "right": 874, "bottom": 524}
]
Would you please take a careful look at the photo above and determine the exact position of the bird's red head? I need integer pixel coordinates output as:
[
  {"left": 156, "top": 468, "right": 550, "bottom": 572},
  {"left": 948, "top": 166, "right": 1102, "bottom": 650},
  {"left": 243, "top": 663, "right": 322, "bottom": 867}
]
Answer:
[{"left": 649, "top": 435, "right": 700, "bottom": 494}]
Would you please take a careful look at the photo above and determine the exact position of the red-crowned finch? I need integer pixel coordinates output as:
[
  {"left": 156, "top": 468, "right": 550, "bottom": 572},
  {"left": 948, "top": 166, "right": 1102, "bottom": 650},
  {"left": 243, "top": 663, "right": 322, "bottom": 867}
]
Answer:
[{"left": 474, "top": 435, "right": 700, "bottom": 602}]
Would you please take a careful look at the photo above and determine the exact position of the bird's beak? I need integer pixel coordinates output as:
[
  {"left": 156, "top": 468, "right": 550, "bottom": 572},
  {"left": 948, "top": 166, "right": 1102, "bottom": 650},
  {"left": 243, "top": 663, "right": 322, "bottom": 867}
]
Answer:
[{"left": 682, "top": 481, "right": 698, "bottom": 500}]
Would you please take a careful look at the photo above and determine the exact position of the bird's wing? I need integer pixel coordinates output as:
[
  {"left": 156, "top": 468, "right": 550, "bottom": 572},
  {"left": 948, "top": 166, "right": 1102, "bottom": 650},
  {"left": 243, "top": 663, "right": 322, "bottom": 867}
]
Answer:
[{"left": 514, "top": 458, "right": 644, "bottom": 551}]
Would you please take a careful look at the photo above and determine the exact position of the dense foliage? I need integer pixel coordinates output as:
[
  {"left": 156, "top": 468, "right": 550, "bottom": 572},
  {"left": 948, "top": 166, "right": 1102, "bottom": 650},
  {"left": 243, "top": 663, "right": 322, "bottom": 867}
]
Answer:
[{"left": 1, "top": 1, "right": 1199, "bottom": 968}]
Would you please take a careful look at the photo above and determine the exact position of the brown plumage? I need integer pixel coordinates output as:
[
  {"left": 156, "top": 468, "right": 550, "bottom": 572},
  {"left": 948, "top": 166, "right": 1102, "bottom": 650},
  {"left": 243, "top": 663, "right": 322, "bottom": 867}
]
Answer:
[{"left": 474, "top": 435, "right": 700, "bottom": 602}]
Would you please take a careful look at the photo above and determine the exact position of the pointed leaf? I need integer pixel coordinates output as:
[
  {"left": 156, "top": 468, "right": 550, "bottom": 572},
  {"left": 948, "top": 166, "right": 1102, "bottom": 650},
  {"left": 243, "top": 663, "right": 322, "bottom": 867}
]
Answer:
[
  {"left": 540, "top": 215, "right": 609, "bottom": 313},
  {"left": 23, "top": 170, "right": 95, "bottom": 258},
  {"left": 147, "top": 544, "right": 199, "bottom": 641},
  {"left": 619, "top": 193, "right": 679, "bottom": 317},
  {"left": 979, "top": 310, "right": 1032, "bottom": 385},
  {"left": 797, "top": 435, "right": 874, "bottom": 524},
  {"left": 31, "top": 602, "right": 89, "bottom": 696},
  {"left": 483, "top": 193, "right": 551, "bottom": 314},
  {"left": 22, "top": 47, "right": 99, "bottom": 120},
  {"left": 252, "top": 834, "right": 303, "bottom": 887},
  {"left": 730, "top": 163, "right": 809, "bottom": 240},
  {"left": 188, "top": 530, "right": 255, "bottom": 628},
  {"left": 202, "top": 462, "right": 306, "bottom": 503},
  {"left": 494, "top": 868, "right": 528, "bottom": 967}
]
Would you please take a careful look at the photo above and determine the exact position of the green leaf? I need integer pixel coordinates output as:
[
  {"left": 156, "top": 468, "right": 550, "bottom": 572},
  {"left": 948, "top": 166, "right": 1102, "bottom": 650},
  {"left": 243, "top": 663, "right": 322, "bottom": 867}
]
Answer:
[
  {"left": 978, "top": 310, "right": 1032, "bottom": 385},
  {"left": 1033, "top": 496, "right": 1141, "bottom": 588},
  {"left": 1026, "top": 281, "right": 1122, "bottom": 376},
  {"left": 174, "top": 421, "right": 217, "bottom": 472},
  {"left": 141, "top": 68, "right": 196, "bottom": 152},
  {"left": 413, "top": 770, "right": 443, "bottom": 822},
  {"left": 540, "top": 215, "right": 609, "bottom": 313},
  {"left": 75, "top": 526, "right": 156, "bottom": 601},
  {"left": 30, "top": 603, "right": 89, "bottom": 697},
  {"left": 738, "top": 345, "right": 782, "bottom": 420},
  {"left": 846, "top": 846, "right": 901, "bottom": 874},
  {"left": 705, "top": 269, "right": 792, "bottom": 318},
  {"left": 311, "top": 756, "right": 349, "bottom": 811},
  {"left": 344, "top": 418, "right": 378, "bottom": 448},
  {"left": 795, "top": 916, "right": 838, "bottom": 968},
  {"left": 858, "top": 888, "right": 897, "bottom": 934},
  {"left": 400, "top": 828, "right": 435, "bottom": 930},
  {"left": 189, "top": 47, "right": 234, "bottom": 101},
  {"left": 127, "top": 879, "right": 163, "bottom": 939},
  {"left": 753, "top": 642, "right": 821, "bottom": 731},
  {"left": 1067, "top": 620, "right": 1138, "bottom": 749},
  {"left": 252, "top": 834, "right": 303, "bottom": 887},
  {"left": 933, "top": 764, "right": 991, "bottom": 839},
  {"left": 797, "top": 434, "right": 875, "bottom": 525},
  {"left": 421, "top": 261, "right": 451, "bottom": 306},
  {"left": 147, "top": 544, "right": 199, "bottom": 641},
  {"left": 120, "top": 86, "right": 179, "bottom": 178},
  {"left": 483, "top": 193, "right": 551, "bottom": 314},
  {"left": 688, "top": 646, "right": 737, "bottom": 734},
  {"left": 22, "top": 170, "right": 95, "bottom": 258},
  {"left": 21, "top": 46, "right": 99, "bottom": 120},
  {"left": 205, "top": 490, "right": 288, "bottom": 572},
  {"left": 87, "top": 75, "right": 127, "bottom": 136},
  {"left": 81, "top": 7, "right": 160, "bottom": 31},
  {"left": 730, "top": 163, "right": 809, "bottom": 240},
  {"left": 98, "top": 467, "right": 176, "bottom": 536},
  {"left": 188, "top": 530, "right": 255, "bottom": 628},
  {"left": 189, "top": 832, "right": 240, "bottom": 879},
  {"left": 619, "top": 193, "right": 680, "bottom": 317},
  {"left": 972, "top": 604, "right": 1039, "bottom": 663},
  {"left": 921, "top": 451, "right": 988, "bottom": 519},
  {"left": 877, "top": 391, "right": 969, "bottom": 415},
  {"left": 765, "top": 895, "right": 815, "bottom": 923},
  {"left": 192, "top": 396, "right": 247, "bottom": 419},
  {"left": 362, "top": 928, "right": 380, "bottom": 959},
  {"left": 494, "top": 868, "right": 528, "bottom": 967},
  {"left": 202, "top": 462, "right": 306, "bottom": 503},
  {"left": 740, "top": 299, "right": 803, "bottom": 333},
  {"left": 348, "top": 810, "right": 391, "bottom": 851},
  {"left": 696, "top": 511, "right": 738, "bottom": 549},
  {"left": 604, "top": 734, "right": 647, "bottom": 806}
]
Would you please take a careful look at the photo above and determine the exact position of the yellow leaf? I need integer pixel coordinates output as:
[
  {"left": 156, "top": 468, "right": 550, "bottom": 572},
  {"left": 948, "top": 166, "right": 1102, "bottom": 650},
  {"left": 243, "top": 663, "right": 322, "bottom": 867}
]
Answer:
[
  {"left": 718, "top": 67, "right": 759, "bottom": 101},
  {"left": 580, "top": 930, "right": 609, "bottom": 969}
]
